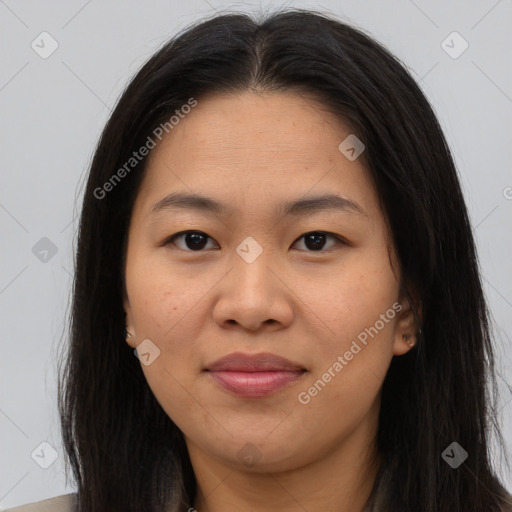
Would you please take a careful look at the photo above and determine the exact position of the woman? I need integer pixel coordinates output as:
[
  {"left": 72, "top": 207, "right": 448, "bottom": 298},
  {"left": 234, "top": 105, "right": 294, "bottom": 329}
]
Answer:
[{"left": 7, "top": 9, "right": 511, "bottom": 512}]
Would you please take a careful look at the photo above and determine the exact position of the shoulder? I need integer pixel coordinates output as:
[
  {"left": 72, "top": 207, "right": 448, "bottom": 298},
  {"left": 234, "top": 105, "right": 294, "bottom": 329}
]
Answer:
[{"left": 1, "top": 493, "right": 77, "bottom": 512}]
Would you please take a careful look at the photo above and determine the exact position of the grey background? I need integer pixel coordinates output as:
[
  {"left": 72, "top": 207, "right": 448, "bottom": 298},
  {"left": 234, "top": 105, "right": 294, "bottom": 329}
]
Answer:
[{"left": 0, "top": 0, "right": 511, "bottom": 508}]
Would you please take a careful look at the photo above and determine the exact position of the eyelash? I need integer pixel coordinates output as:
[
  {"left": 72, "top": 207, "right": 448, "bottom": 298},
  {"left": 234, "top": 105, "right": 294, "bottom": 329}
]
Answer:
[{"left": 163, "top": 230, "right": 347, "bottom": 253}]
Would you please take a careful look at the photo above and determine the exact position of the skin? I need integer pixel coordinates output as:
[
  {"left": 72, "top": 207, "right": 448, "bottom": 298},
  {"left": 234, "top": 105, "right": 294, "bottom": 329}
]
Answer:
[{"left": 123, "top": 91, "right": 421, "bottom": 512}]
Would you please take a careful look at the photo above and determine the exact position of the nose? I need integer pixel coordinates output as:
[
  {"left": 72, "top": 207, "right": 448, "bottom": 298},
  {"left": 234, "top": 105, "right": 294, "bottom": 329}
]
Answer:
[{"left": 211, "top": 248, "right": 294, "bottom": 333}]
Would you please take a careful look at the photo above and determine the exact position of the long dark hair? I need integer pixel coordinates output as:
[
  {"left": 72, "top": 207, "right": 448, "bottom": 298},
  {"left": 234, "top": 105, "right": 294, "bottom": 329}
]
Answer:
[{"left": 57, "top": 9, "right": 512, "bottom": 511}]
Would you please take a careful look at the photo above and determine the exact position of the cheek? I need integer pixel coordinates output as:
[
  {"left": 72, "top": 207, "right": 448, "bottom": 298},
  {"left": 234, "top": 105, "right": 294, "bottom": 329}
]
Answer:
[
  {"left": 131, "top": 274, "right": 204, "bottom": 427},
  {"left": 142, "top": 361, "right": 202, "bottom": 439},
  {"left": 305, "top": 257, "right": 399, "bottom": 358},
  {"left": 297, "top": 316, "right": 394, "bottom": 444},
  {"left": 299, "top": 254, "right": 399, "bottom": 418},
  {"left": 127, "top": 253, "right": 205, "bottom": 337},
  {"left": 127, "top": 263, "right": 206, "bottom": 405}
]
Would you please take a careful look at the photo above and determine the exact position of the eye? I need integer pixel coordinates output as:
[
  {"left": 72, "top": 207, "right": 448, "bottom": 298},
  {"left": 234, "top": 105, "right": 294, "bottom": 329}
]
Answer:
[
  {"left": 164, "top": 231, "right": 219, "bottom": 252},
  {"left": 164, "top": 231, "right": 346, "bottom": 252},
  {"left": 294, "top": 231, "right": 345, "bottom": 252}
]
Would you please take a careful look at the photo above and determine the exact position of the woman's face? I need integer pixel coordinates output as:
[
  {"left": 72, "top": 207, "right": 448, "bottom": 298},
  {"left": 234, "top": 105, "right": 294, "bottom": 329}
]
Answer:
[{"left": 123, "top": 91, "right": 418, "bottom": 473}]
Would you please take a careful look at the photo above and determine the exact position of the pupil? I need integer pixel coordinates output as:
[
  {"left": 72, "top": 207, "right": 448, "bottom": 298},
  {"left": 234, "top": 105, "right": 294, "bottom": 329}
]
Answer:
[
  {"left": 306, "top": 233, "right": 325, "bottom": 250},
  {"left": 187, "top": 232, "right": 207, "bottom": 250}
]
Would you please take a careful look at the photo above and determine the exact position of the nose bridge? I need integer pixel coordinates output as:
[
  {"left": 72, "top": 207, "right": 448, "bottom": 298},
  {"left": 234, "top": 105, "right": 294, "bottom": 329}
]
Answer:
[
  {"left": 212, "top": 233, "right": 294, "bottom": 332},
  {"left": 232, "top": 235, "right": 275, "bottom": 291}
]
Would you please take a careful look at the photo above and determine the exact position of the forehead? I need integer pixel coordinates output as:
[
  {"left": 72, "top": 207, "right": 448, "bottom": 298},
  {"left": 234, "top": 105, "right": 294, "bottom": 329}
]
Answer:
[
  {"left": 158, "top": 91, "right": 353, "bottom": 158},
  {"left": 135, "top": 91, "right": 378, "bottom": 220}
]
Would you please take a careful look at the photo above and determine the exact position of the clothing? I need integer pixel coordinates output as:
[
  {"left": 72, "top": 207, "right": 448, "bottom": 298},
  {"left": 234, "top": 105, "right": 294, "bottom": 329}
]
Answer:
[
  {"left": 3, "top": 492, "right": 510, "bottom": 511},
  {"left": 0, "top": 493, "right": 77, "bottom": 512}
]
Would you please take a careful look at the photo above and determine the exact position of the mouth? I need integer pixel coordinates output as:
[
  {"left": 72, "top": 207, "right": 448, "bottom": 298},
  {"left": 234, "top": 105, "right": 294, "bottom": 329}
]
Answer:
[{"left": 204, "top": 352, "right": 307, "bottom": 398}]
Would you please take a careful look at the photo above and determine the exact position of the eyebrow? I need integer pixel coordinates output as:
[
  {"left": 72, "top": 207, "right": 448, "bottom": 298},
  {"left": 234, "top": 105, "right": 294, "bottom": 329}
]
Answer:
[{"left": 150, "top": 192, "right": 367, "bottom": 218}]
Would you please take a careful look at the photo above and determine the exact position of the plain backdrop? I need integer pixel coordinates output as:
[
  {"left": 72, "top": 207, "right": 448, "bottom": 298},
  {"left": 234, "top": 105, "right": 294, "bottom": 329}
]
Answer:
[{"left": 0, "top": 0, "right": 511, "bottom": 508}]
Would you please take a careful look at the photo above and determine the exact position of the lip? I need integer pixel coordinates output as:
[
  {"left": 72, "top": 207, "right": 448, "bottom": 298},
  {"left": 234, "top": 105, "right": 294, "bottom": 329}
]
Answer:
[{"left": 205, "top": 352, "right": 307, "bottom": 398}]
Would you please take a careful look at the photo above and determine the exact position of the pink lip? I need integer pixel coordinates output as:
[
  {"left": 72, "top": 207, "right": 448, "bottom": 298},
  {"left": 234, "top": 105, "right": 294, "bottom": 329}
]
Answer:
[{"left": 205, "top": 352, "right": 307, "bottom": 398}]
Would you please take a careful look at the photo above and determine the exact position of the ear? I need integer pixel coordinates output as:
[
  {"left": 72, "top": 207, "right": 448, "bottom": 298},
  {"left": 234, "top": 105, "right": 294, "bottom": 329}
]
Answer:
[
  {"left": 393, "top": 287, "right": 422, "bottom": 356},
  {"left": 123, "top": 295, "right": 137, "bottom": 349}
]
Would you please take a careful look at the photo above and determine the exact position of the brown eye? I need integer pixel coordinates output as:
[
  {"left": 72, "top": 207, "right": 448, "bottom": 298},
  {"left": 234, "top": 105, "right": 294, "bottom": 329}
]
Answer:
[
  {"left": 292, "top": 232, "right": 344, "bottom": 252},
  {"left": 165, "top": 231, "right": 217, "bottom": 251}
]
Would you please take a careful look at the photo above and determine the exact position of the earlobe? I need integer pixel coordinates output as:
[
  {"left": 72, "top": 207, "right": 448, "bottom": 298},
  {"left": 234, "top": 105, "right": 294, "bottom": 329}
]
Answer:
[
  {"left": 393, "top": 291, "right": 422, "bottom": 356},
  {"left": 123, "top": 298, "right": 136, "bottom": 347},
  {"left": 393, "top": 332, "right": 417, "bottom": 356},
  {"left": 402, "top": 333, "right": 415, "bottom": 347},
  {"left": 124, "top": 324, "right": 136, "bottom": 348}
]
